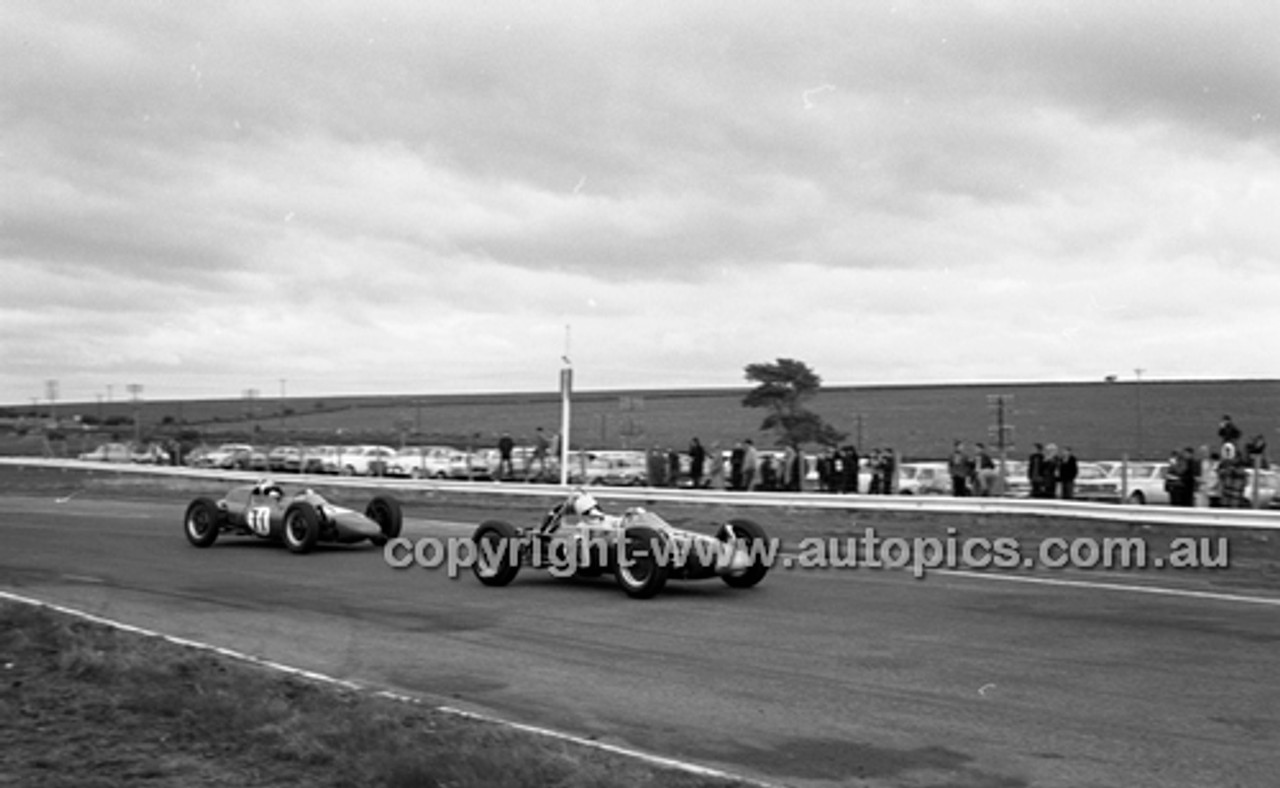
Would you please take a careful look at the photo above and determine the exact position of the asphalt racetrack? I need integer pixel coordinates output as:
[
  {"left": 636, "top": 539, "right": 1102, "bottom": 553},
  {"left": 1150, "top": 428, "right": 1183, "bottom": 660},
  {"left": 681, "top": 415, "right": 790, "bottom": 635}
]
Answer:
[{"left": 2, "top": 472, "right": 1279, "bottom": 787}]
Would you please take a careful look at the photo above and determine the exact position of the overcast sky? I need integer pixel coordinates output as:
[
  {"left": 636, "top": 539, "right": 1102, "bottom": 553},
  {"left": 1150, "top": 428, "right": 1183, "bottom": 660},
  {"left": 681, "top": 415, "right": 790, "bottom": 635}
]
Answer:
[{"left": 4, "top": 1, "right": 1278, "bottom": 406}]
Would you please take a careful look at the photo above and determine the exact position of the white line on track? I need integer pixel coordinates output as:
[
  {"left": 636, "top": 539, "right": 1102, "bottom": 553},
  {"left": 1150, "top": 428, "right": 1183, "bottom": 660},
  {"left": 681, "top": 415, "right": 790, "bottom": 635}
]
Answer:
[
  {"left": 0, "top": 590, "right": 782, "bottom": 788},
  {"left": 933, "top": 569, "right": 1280, "bottom": 606}
]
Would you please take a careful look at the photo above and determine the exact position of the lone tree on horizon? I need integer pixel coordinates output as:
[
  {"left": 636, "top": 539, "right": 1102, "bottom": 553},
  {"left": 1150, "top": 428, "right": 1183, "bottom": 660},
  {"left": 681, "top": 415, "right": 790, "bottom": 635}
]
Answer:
[{"left": 742, "top": 358, "right": 846, "bottom": 449}]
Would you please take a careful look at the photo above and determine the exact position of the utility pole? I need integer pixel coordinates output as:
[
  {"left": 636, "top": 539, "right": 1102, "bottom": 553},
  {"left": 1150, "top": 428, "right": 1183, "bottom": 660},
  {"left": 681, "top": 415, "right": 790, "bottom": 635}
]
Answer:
[
  {"left": 987, "top": 394, "right": 1015, "bottom": 491},
  {"left": 559, "top": 325, "right": 572, "bottom": 486},
  {"left": 279, "top": 378, "right": 287, "bottom": 435},
  {"left": 45, "top": 379, "right": 58, "bottom": 426},
  {"left": 1134, "top": 368, "right": 1145, "bottom": 461},
  {"left": 127, "top": 384, "right": 143, "bottom": 445}
]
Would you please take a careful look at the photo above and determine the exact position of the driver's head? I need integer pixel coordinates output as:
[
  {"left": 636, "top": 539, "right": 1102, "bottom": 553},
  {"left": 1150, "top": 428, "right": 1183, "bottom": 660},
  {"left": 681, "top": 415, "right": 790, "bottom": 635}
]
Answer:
[
  {"left": 258, "top": 478, "right": 282, "bottom": 497},
  {"left": 572, "top": 493, "right": 600, "bottom": 516}
]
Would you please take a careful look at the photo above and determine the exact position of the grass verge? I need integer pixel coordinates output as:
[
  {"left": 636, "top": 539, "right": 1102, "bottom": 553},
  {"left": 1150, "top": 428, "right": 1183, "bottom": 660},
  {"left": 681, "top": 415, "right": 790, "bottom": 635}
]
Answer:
[{"left": 0, "top": 601, "right": 753, "bottom": 788}]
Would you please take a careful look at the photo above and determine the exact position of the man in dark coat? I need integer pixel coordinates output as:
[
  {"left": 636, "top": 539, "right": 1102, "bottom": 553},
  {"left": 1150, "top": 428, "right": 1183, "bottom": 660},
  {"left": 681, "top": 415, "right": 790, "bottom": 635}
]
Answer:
[
  {"left": 1057, "top": 446, "right": 1079, "bottom": 500},
  {"left": 688, "top": 437, "right": 707, "bottom": 488}
]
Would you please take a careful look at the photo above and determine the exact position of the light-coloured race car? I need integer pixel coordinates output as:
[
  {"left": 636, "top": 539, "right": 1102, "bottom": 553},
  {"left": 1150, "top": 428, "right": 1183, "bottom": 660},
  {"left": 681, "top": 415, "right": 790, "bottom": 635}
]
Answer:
[
  {"left": 183, "top": 479, "right": 402, "bottom": 554},
  {"left": 470, "top": 491, "right": 771, "bottom": 598}
]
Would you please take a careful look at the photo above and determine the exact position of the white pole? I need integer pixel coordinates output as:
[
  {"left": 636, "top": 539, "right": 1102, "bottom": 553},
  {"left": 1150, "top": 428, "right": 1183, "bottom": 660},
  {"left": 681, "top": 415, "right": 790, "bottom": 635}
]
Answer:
[{"left": 560, "top": 325, "right": 572, "bottom": 486}]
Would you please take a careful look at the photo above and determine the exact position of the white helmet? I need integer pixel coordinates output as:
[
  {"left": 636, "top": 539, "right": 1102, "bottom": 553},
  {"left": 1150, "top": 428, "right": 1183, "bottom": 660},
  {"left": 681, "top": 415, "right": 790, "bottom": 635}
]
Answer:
[{"left": 572, "top": 493, "right": 600, "bottom": 515}]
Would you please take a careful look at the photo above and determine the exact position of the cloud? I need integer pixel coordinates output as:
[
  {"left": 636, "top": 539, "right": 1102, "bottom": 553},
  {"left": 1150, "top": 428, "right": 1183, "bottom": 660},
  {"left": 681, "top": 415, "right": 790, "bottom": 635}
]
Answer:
[{"left": 2, "top": 1, "right": 1279, "bottom": 405}]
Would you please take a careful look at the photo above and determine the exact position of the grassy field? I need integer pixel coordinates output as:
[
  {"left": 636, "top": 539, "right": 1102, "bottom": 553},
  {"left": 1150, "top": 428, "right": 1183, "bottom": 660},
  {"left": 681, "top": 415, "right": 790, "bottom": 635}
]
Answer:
[
  {"left": 0, "top": 601, "right": 755, "bottom": 788},
  {"left": 6, "top": 378, "right": 1277, "bottom": 463}
]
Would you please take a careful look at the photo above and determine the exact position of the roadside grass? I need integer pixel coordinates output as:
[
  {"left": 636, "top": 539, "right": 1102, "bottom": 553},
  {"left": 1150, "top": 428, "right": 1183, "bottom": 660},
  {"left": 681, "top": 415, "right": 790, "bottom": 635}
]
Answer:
[{"left": 0, "top": 601, "right": 752, "bottom": 788}]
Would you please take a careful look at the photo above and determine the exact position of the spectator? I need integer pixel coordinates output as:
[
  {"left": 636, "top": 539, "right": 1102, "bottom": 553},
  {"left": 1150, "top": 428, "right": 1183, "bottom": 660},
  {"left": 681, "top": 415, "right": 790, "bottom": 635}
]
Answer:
[
  {"left": 497, "top": 432, "right": 515, "bottom": 480},
  {"left": 706, "top": 441, "right": 725, "bottom": 489},
  {"left": 836, "top": 445, "right": 856, "bottom": 493},
  {"left": 1163, "top": 447, "right": 1185, "bottom": 505},
  {"left": 1246, "top": 434, "right": 1268, "bottom": 469},
  {"left": 1218, "top": 452, "right": 1249, "bottom": 508},
  {"left": 648, "top": 446, "right": 668, "bottom": 488},
  {"left": 867, "top": 448, "right": 883, "bottom": 494},
  {"left": 975, "top": 442, "right": 997, "bottom": 496},
  {"left": 1028, "top": 443, "right": 1047, "bottom": 499},
  {"left": 526, "top": 427, "right": 550, "bottom": 481},
  {"left": 1178, "top": 446, "right": 1200, "bottom": 507},
  {"left": 1057, "top": 446, "right": 1079, "bottom": 500},
  {"left": 1218, "top": 415, "right": 1242, "bottom": 447},
  {"left": 667, "top": 447, "right": 681, "bottom": 488},
  {"left": 742, "top": 439, "right": 760, "bottom": 491},
  {"left": 729, "top": 442, "right": 745, "bottom": 491},
  {"left": 1200, "top": 448, "right": 1222, "bottom": 508},
  {"left": 688, "top": 437, "right": 707, "bottom": 488},
  {"left": 949, "top": 441, "right": 973, "bottom": 497},
  {"left": 759, "top": 455, "right": 777, "bottom": 491},
  {"left": 1040, "top": 444, "right": 1061, "bottom": 498},
  {"left": 881, "top": 447, "right": 897, "bottom": 495}
]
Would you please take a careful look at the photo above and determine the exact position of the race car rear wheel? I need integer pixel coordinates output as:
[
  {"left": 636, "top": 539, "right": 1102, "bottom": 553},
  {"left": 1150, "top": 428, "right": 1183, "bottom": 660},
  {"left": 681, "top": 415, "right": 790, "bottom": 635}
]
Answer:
[
  {"left": 717, "top": 518, "right": 770, "bottom": 589},
  {"left": 615, "top": 526, "right": 669, "bottom": 599},
  {"left": 183, "top": 497, "right": 222, "bottom": 548},
  {"left": 472, "top": 520, "right": 521, "bottom": 586},
  {"left": 365, "top": 495, "right": 403, "bottom": 544},
  {"left": 282, "top": 502, "right": 321, "bottom": 554}
]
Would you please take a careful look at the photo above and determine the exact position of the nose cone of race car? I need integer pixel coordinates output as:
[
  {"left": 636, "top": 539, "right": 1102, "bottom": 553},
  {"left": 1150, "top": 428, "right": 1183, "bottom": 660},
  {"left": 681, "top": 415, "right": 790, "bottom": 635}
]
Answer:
[{"left": 329, "top": 508, "right": 384, "bottom": 541}]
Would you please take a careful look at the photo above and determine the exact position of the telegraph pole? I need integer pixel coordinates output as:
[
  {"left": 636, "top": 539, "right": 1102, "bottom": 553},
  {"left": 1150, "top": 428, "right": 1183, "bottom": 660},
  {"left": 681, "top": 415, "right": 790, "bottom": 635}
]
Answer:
[
  {"left": 1134, "top": 368, "right": 1145, "bottom": 461},
  {"left": 987, "top": 394, "right": 1015, "bottom": 490},
  {"left": 559, "top": 325, "right": 572, "bottom": 486},
  {"left": 127, "top": 384, "right": 143, "bottom": 444}
]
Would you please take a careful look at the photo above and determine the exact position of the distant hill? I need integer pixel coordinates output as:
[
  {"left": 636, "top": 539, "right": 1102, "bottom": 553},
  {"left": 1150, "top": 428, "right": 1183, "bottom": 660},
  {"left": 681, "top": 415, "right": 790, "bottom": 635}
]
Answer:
[{"left": 10, "top": 378, "right": 1277, "bottom": 463}]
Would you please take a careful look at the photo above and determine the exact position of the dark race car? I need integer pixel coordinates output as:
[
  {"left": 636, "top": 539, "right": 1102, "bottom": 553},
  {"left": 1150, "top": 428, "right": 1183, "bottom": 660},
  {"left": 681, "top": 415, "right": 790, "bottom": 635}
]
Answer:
[
  {"left": 183, "top": 479, "right": 402, "bottom": 554},
  {"left": 470, "top": 490, "right": 771, "bottom": 599}
]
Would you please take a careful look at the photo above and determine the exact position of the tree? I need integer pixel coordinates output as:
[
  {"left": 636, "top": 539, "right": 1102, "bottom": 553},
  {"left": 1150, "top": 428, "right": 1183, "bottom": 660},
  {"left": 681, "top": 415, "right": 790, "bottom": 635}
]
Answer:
[{"left": 742, "top": 358, "right": 846, "bottom": 449}]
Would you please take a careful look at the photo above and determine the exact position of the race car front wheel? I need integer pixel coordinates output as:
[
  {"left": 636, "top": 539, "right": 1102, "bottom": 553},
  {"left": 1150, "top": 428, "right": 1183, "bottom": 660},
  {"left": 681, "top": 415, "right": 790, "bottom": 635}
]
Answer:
[
  {"left": 616, "top": 526, "right": 669, "bottom": 599},
  {"left": 472, "top": 520, "right": 521, "bottom": 586},
  {"left": 365, "top": 495, "right": 403, "bottom": 543},
  {"left": 717, "top": 518, "right": 770, "bottom": 589},
  {"left": 283, "top": 502, "right": 321, "bottom": 554},
  {"left": 184, "top": 497, "right": 222, "bottom": 548}
]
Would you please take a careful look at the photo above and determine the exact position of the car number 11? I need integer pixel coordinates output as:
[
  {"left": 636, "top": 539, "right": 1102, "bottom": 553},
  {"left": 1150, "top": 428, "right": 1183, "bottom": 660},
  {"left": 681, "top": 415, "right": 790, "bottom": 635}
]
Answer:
[{"left": 247, "top": 507, "right": 272, "bottom": 536}]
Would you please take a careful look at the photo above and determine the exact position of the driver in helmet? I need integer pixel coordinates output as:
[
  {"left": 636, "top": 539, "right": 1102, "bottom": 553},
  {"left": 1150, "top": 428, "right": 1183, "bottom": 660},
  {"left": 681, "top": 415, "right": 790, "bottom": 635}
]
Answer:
[
  {"left": 255, "top": 478, "right": 284, "bottom": 499},
  {"left": 571, "top": 492, "right": 604, "bottom": 519}
]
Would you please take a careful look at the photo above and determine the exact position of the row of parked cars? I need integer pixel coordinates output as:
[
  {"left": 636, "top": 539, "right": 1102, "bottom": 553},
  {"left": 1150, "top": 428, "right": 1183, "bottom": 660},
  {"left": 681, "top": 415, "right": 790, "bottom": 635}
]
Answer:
[
  {"left": 77, "top": 441, "right": 172, "bottom": 464},
  {"left": 896, "top": 459, "right": 1280, "bottom": 507},
  {"left": 180, "top": 443, "right": 652, "bottom": 486}
]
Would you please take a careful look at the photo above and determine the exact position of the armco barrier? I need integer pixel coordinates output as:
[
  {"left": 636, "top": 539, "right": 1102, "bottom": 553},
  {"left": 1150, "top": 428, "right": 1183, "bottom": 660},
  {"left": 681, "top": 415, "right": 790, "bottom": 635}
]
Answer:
[{"left": 5, "top": 457, "right": 1280, "bottom": 531}]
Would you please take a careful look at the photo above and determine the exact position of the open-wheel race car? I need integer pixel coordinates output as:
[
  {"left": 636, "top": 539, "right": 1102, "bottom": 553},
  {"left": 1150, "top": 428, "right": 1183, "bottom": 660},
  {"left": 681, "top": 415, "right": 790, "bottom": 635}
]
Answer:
[
  {"left": 470, "top": 490, "right": 771, "bottom": 598},
  {"left": 183, "top": 479, "right": 403, "bottom": 554}
]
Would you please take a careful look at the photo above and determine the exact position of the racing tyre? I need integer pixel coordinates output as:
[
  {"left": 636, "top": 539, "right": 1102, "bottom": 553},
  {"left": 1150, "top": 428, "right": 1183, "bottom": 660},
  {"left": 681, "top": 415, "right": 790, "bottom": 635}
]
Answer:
[
  {"left": 472, "top": 520, "right": 521, "bottom": 586},
  {"left": 184, "top": 497, "right": 222, "bottom": 548},
  {"left": 615, "top": 526, "right": 669, "bottom": 599},
  {"left": 282, "top": 502, "right": 321, "bottom": 554},
  {"left": 717, "top": 518, "right": 770, "bottom": 589},
  {"left": 365, "top": 495, "right": 403, "bottom": 544}
]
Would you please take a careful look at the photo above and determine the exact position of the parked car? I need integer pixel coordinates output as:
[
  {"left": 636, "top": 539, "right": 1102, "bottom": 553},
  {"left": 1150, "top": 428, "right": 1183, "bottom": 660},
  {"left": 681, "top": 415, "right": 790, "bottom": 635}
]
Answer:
[
  {"left": 565, "top": 450, "right": 648, "bottom": 487},
  {"left": 896, "top": 462, "right": 952, "bottom": 495},
  {"left": 266, "top": 446, "right": 304, "bottom": 473},
  {"left": 189, "top": 443, "right": 259, "bottom": 469},
  {"left": 131, "top": 443, "right": 172, "bottom": 464},
  {"left": 449, "top": 448, "right": 499, "bottom": 480},
  {"left": 299, "top": 445, "right": 341, "bottom": 475},
  {"left": 1109, "top": 461, "right": 1172, "bottom": 506},
  {"left": 386, "top": 445, "right": 456, "bottom": 479},
  {"left": 335, "top": 445, "right": 398, "bottom": 476},
  {"left": 1242, "top": 468, "right": 1280, "bottom": 508},
  {"left": 78, "top": 442, "right": 133, "bottom": 463},
  {"left": 1071, "top": 462, "right": 1123, "bottom": 503}
]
